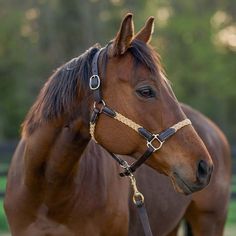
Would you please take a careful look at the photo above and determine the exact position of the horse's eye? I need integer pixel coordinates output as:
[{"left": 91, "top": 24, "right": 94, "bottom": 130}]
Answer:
[{"left": 136, "top": 86, "right": 156, "bottom": 98}]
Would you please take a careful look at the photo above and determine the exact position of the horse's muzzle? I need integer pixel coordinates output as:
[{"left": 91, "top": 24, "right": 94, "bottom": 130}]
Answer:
[{"left": 172, "top": 161, "right": 213, "bottom": 195}]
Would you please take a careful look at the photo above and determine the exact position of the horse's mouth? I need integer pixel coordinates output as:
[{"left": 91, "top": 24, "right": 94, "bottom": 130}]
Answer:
[
  {"left": 171, "top": 177, "right": 193, "bottom": 195},
  {"left": 170, "top": 173, "right": 193, "bottom": 195},
  {"left": 171, "top": 172, "right": 208, "bottom": 195}
]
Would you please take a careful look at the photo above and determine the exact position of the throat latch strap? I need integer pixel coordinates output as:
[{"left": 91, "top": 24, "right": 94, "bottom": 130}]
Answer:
[{"left": 89, "top": 49, "right": 104, "bottom": 103}]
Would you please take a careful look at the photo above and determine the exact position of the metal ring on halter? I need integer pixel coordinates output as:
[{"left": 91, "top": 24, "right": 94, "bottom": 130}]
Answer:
[
  {"left": 93, "top": 100, "right": 106, "bottom": 113},
  {"left": 147, "top": 134, "right": 164, "bottom": 152},
  {"left": 119, "top": 160, "right": 130, "bottom": 169}
]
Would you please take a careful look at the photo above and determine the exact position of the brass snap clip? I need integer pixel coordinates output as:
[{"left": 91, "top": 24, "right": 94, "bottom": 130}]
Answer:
[{"left": 129, "top": 174, "right": 144, "bottom": 206}]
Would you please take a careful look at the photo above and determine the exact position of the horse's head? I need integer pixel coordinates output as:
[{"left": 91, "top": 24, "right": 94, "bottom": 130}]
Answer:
[{"left": 92, "top": 14, "right": 213, "bottom": 194}]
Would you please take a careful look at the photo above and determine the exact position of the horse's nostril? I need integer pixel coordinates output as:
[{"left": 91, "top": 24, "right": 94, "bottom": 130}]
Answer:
[{"left": 196, "top": 160, "right": 211, "bottom": 183}]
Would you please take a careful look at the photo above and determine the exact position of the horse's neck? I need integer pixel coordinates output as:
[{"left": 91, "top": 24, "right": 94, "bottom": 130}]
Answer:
[
  {"left": 23, "top": 113, "right": 90, "bottom": 192},
  {"left": 76, "top": 141, "right": 119, "bottom": 191},
  {"left": 73, "top": 141, "right": 129, "bottom": 210}
]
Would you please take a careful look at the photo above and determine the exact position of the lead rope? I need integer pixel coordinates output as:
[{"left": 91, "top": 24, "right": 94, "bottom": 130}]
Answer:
[
  {"left": 129, "top": 177, "right": 152, "bottom": 236},
  {"left": 119, "top": 160, "right": 153, "bottom": 236},
  {"left": 130, "top": 174, "right": 153, "bottom": 236}
]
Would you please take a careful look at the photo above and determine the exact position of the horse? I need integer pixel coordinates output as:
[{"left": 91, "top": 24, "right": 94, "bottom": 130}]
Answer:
[
  {"left": 128, "top": 104, "right": 231, "bottom": 236},
  {"left": 4, "top": 14, "right": 214, "bottom": 236},
  {"left": 180, "top": 104, "right": 231, "bottom": 236}
]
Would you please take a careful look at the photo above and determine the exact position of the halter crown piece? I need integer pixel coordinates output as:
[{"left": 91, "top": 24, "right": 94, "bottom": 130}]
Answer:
[{"left": 89, "top": 48, "right": 192, "bottom": 177}]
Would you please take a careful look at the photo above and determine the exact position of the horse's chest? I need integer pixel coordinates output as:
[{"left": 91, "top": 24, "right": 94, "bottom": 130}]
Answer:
[
  {"left": 23, "top": 202, "right": 126, "bottom": 236},
  {"left": 68, "top": 194, "right": 129, "bottom": 235},
  {"left": 24, "top": 218, "right": 75, "bottom": 236}
]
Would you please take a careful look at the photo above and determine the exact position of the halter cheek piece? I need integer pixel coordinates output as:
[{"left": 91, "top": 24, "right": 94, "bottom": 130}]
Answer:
[{"left": 89, "top": 48, "right": 191, "bottom": 177}]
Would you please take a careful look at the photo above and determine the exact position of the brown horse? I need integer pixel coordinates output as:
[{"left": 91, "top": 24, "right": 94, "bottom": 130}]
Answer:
[
  {"left": 181, "top": 104, "right": 231, "bottom": 236},
  {"left": 4, "top": 14, "right": 213, "bottom": 236},
  {"left": 128, "top": 104, "right": 231, "bottom": 236}
]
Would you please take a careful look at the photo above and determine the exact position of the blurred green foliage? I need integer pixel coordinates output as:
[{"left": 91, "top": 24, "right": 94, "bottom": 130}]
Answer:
[{"left": 0, "top": 0, "right": 235, "bottom": 143}]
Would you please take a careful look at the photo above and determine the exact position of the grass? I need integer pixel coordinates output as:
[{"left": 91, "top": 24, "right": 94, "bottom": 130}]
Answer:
[
  {"left": 227, "top": 176, "right": 236, "bottom": 226},
  {"left": 0, "top": 178, "right": 6, "bottom": 192},
  {"left": 0, "top": 176, "right": 8, "bottom": 233}
]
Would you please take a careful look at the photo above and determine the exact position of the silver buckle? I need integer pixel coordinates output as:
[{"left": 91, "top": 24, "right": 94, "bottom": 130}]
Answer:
[
  {"left": 89, "top": 75, "right": 100, "bottom": 90},
  {"left": 147, "top": 135, "right": 164, "bottom": 151}
]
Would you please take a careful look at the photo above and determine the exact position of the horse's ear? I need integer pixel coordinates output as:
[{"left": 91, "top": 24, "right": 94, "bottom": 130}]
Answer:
[
  {"left": 134, "top": 16, "right": 155, "bottom": 44},
  {"left": 109, "top": 13, "right": 134, "bottom": 56}
]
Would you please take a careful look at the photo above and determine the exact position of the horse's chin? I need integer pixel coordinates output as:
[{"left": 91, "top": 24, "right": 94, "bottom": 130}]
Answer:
[
  {"left": 170, "top": 172, "right": 210, "bottom": 195},
  {"left": 170, "top": 175, "right": 193, "bottom": 195}
]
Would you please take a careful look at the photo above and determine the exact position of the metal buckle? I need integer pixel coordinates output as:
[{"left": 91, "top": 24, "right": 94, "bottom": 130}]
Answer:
[
  {"left": 147, "top": 134, "right": 164, "bottom": 152},
  {"left": 89, "top": 75, "right": 100, "bottom": 90}
]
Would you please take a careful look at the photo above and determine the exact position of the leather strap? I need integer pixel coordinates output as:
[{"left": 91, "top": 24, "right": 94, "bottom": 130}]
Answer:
[
  {"left": 119, "top": 125, "right": 182, "bottom": 176},
  {"left": 138, "top": 128, "right": 153, "bottom": 141},
  {"left": 108, "top": 151, "right": 127, "bottom": 167},
  {"left": 119, "top": 147, "right": 154, "bottom": 177},
  {"left": 89, "top": 49, "right": 103, "bottom": 103},
  {"left": 158, "top": 127, "right": 176, "bottom": 142},
  {"left": 136, "top": 203, "right": 153, "bottom": 236}
]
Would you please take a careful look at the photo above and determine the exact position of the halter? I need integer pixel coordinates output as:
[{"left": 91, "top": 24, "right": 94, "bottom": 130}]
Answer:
[
  {"left": 89, "top": 48, "right": 191, "bottom": 236},
  {"left": 89, "top": 48, "right": 191, "bottom": 177}
]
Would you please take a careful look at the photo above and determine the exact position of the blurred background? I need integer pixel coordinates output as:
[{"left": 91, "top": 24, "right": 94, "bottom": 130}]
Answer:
[{"left": 0, "top": 0, "right": 235, "bottom": 235}]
